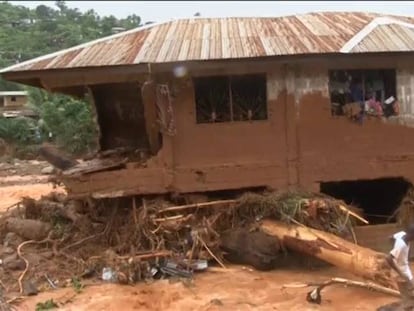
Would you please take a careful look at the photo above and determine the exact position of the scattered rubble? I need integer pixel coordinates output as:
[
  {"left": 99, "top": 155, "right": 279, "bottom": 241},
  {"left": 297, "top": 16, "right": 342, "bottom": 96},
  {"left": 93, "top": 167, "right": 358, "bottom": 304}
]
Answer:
[
  {"left": 0, "top": 189, "right": 387, "bottom": 309},
  {"left": 0, "top": 159, "right": 50, "bottom": 179},
  {"left": 40, "top": 166, "right": 54, "bottom": 175}
]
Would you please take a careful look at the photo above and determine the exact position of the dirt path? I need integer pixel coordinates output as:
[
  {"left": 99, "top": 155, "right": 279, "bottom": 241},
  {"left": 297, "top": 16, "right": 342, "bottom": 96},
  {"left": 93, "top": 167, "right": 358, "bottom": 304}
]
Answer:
[{"left": 18, "top": 267, "right": 394, "bottom": 311}]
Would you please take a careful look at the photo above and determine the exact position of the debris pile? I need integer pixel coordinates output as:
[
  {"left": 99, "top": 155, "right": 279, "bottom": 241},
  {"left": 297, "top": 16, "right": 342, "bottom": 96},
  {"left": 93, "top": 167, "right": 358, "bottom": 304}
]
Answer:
[{"left": 0, "top": 190, "right": 364, "bottom": 302}]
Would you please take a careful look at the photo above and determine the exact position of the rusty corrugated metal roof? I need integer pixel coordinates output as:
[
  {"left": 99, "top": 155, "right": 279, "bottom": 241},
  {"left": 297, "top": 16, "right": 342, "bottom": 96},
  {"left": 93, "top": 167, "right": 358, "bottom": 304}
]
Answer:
[
  {"left": 349, "top": 23, "right": 414, "bottom": 53},
  {"left": 2, "top": 12, "right": 414, "bottom": 73}
]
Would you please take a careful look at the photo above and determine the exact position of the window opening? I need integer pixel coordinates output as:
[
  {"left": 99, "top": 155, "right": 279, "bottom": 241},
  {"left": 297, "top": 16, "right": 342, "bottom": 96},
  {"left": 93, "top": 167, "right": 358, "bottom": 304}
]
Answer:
[
  {"left": 329, "top": 69, "right": 398, "bottom": 123},
  {"left": 194, "top": 74, "right": 267, "bottom": 123}
]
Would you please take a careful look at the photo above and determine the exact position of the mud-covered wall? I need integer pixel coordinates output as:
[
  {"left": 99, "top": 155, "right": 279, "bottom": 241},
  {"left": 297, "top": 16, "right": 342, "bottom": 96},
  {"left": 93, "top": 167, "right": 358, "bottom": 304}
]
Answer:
[
  {"left": 295, "top": 63, "right": 414, "bottom": 191},
  {"left": 169, "top": 68, "right": 289, "bottom": 191},
  {"left": 64, "top": 55, "right": 414, "bottom": 198},
  {"left": 169, "top": 57, "right": 414, "bottom": 193}
]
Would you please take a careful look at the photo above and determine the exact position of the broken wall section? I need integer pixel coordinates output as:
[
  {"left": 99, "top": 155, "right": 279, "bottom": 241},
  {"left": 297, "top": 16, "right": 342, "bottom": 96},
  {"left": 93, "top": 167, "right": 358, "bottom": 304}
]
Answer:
[{"left": 91, "top": 82, "right": 150, "bottom": 153}]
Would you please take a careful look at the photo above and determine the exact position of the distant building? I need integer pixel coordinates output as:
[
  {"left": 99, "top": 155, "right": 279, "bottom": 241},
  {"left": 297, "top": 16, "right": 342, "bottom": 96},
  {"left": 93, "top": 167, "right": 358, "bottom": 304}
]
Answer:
[{"left": 0, "top": 91, "right": 37, "bottom": 118}]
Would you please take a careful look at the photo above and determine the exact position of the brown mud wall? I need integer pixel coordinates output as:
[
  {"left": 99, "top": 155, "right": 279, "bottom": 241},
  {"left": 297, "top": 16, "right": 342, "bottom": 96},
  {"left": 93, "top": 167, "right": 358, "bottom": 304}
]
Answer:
[
  {"left": 64, "top": 56, "right": 414, "bottom": 198},
  {"left": 170, "top": 70, "right": 288, "bottom": 192},
  {"left": 296, "top": 63, "right": 414, "bottom": 191}
]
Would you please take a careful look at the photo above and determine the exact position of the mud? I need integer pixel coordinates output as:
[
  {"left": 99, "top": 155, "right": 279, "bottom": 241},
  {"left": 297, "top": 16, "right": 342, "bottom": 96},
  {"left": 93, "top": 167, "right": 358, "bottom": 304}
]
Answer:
[
  {"left": 17, "top": 266, "right": 396, "bottom": 311},
  {"left": 0, "top": 159, "right": 50, "bottom": 178},
  {"left": 0, "top": 163, "right": 402, "bottom": 311},
  {"left": 0, "top": 183, "right": 64, "bottom": 212}
]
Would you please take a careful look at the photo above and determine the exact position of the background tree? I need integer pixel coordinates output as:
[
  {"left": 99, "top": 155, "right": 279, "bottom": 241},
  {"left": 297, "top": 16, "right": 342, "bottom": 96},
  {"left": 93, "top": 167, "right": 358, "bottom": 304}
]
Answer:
[{"left": 0, "top": 1, "right": 145, "bottom": 155}]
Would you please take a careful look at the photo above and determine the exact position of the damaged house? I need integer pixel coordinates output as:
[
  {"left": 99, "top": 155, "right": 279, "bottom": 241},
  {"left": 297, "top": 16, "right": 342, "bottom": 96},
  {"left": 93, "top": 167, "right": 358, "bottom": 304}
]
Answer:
[{"left": 3, "top": 12, "right": 414, "bottom": 247}]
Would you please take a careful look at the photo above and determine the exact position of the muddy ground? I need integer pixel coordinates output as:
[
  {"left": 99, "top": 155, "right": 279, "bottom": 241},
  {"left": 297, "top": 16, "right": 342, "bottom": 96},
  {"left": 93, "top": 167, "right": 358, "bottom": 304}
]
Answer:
[
  {"left": 0, "top": 159, "right": 61, "bottom": 211},
  {"left": 0, "top": 160, "right": 399, "bottom": 310},
  {"left": 18, "top": 267, "right": 397, "bottom": 311}
]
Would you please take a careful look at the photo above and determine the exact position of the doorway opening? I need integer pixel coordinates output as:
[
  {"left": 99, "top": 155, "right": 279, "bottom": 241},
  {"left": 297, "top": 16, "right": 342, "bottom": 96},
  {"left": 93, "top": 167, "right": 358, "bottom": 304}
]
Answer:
[{"left": 320, "top": 177, "right": 411, "bottom": 224}]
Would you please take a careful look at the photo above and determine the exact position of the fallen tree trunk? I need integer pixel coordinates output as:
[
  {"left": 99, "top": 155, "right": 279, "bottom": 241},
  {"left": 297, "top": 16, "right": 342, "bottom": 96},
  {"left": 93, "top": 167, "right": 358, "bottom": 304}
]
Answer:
[{"left": 260, "top": 220, "right": 396, "bottom": 289}]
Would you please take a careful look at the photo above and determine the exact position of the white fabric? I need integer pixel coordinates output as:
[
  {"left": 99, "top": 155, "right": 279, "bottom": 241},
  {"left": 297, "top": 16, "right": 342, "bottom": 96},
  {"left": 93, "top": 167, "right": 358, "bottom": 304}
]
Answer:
[
  {"left": 390, "top": 231, "right": 413, "bottom": 281},
  {"left": 394, "top": 231, "right": 407, "bottom": 240}
]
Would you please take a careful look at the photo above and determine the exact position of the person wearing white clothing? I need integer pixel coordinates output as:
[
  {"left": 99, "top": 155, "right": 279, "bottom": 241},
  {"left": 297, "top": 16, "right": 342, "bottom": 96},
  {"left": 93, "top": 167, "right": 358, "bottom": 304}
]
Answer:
[{"left": 386, "top": 225, "right": 414, "bottom": 310}]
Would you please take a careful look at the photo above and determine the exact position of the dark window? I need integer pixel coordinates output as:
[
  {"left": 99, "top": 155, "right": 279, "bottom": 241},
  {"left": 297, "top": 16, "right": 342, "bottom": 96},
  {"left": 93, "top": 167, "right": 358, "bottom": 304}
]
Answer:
[
  {"left": 194, "top": 76, "right": 230, "bottom": 123},
  {"left": 194, "top": 74, "right": 267, "bottom": 123},
  {"left": 10, "top": 96, "right": 16, "bottom": 102},
  {"left": 328, "top": 69, "right": 397, "bottom": 119}
]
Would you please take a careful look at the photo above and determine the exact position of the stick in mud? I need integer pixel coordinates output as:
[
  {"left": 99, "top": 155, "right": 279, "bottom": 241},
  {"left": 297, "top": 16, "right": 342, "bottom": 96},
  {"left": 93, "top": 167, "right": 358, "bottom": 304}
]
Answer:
[{"left": 282, "top": 277, "right": 401, "bottom": 299}]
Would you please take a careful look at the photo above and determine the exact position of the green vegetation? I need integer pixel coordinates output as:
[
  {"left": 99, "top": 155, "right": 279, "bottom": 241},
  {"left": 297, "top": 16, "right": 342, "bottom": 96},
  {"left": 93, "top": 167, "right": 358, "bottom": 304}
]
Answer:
[
  {"left": 0, "top": 1, "right": 144, "bottom": 155},
  {"left": 70, "top": 276, "right": 84, "bottom": 294},
  {"left": 0, "top": 116, "right": 37, "bottom": 145},
  {"left": 35, "top": 299, "right": 58, "bottom": 311},
  {"left": 28, "top": 89, "right": 98, "bottom": 155}
]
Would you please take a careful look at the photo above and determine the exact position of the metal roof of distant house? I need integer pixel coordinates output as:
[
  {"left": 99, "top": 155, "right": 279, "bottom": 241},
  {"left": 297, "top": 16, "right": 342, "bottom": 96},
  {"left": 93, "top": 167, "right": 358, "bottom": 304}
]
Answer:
[
  {"left": 2, "top": 12, "right": 414, "bottom": 74},
  {"left": 0, "top": 91, "right": 28, "bottom": 96}
]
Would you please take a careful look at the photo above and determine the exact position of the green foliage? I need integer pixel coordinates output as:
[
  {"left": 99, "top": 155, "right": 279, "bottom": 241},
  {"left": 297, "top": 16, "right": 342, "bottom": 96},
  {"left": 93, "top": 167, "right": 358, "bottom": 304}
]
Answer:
[
  {"left": 0, "top": 1, "right": 145, "bottom": 155},
  {"left": 28, "top": 88, "right": 98, "bottom": 155},
  {"left": 0, "top": 116, "right": 37, "bottom": 145},
  {"left": 70, "top": 276, "right": 84, "bottom": 294},
  {"left": 0, "top": 1, "right": 143, "bottom": 73},
  {"left": 35, "top": 299, "right": 58, "bottom": 311}
]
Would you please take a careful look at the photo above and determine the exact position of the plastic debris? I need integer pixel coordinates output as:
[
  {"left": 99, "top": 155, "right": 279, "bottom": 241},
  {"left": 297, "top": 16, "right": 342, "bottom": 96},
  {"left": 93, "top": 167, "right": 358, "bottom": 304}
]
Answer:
[
  {"left": 102, "top": 267, "right": 117, "bottom": 282},
  {"left": 182, "top": 259, "right": 208, "bottom": 271}
]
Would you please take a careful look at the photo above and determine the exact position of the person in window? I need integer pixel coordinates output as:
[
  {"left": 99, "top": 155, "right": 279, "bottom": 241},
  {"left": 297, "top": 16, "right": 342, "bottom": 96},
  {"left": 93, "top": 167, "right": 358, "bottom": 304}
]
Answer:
[
  {"left": 349, "top": 79, "right": 365, "bottom": 124},
  {"left": 350, "top": 79, "right": 364, "bottom": 102},
  {"left": 386, "top": 225, "right": 414, "bottom": 309}
]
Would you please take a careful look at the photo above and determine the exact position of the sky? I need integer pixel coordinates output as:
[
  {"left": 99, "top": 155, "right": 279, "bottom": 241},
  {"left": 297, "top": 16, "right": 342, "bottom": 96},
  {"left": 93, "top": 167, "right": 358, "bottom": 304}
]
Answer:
[{"left": 8, "top": 1, "right": 414, "bottom": 23}]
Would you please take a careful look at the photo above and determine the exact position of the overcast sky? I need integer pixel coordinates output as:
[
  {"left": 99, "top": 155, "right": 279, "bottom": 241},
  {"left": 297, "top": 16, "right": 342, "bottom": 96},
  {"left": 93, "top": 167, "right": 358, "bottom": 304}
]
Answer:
[{"left": 8, "top": 1, "right": 414, "bottom": 23}]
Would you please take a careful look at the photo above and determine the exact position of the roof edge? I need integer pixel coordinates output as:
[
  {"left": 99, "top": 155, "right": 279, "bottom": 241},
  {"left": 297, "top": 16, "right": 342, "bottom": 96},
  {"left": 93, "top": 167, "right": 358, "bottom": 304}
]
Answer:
[
  {"left": 0, "top": 20, "right": 171, "bottom": 74},
  {"left": 340, "top": 16, "right": 414, "bottom": 53}
]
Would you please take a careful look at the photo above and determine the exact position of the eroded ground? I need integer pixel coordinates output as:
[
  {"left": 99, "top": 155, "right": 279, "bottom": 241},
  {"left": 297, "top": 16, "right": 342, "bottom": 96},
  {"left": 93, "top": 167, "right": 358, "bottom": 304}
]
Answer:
[{"left": 0, "top": 160, "right": 397, "bottom": 311}]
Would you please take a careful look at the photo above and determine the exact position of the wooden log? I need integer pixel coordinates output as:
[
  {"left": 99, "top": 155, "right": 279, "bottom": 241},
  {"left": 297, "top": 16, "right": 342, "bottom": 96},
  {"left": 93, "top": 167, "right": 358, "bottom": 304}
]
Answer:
[
  {"left": 338, "top": 204, "right": 369, "bottom": 224},
  {"left": 260, "top": 220, "right": 396, "bottom": 289},
  {"left": 157, "top": 199, "right": 237, "bottom": 214}
]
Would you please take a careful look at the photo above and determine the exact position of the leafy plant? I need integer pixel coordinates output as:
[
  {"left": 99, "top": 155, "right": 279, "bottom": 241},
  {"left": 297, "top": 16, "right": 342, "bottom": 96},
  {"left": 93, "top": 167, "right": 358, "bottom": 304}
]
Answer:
[
  {"left": 28, "top": 88, "right": 98, "bottom": 155},
  {"left": 35, "top": 299, "right": 58, "bottom": 311},
  {"left": 71, "top": 277, "right": 84, "bottom": 294},
  {"left": 0, "top": 116, "right": 37, "bottom": 145}
]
